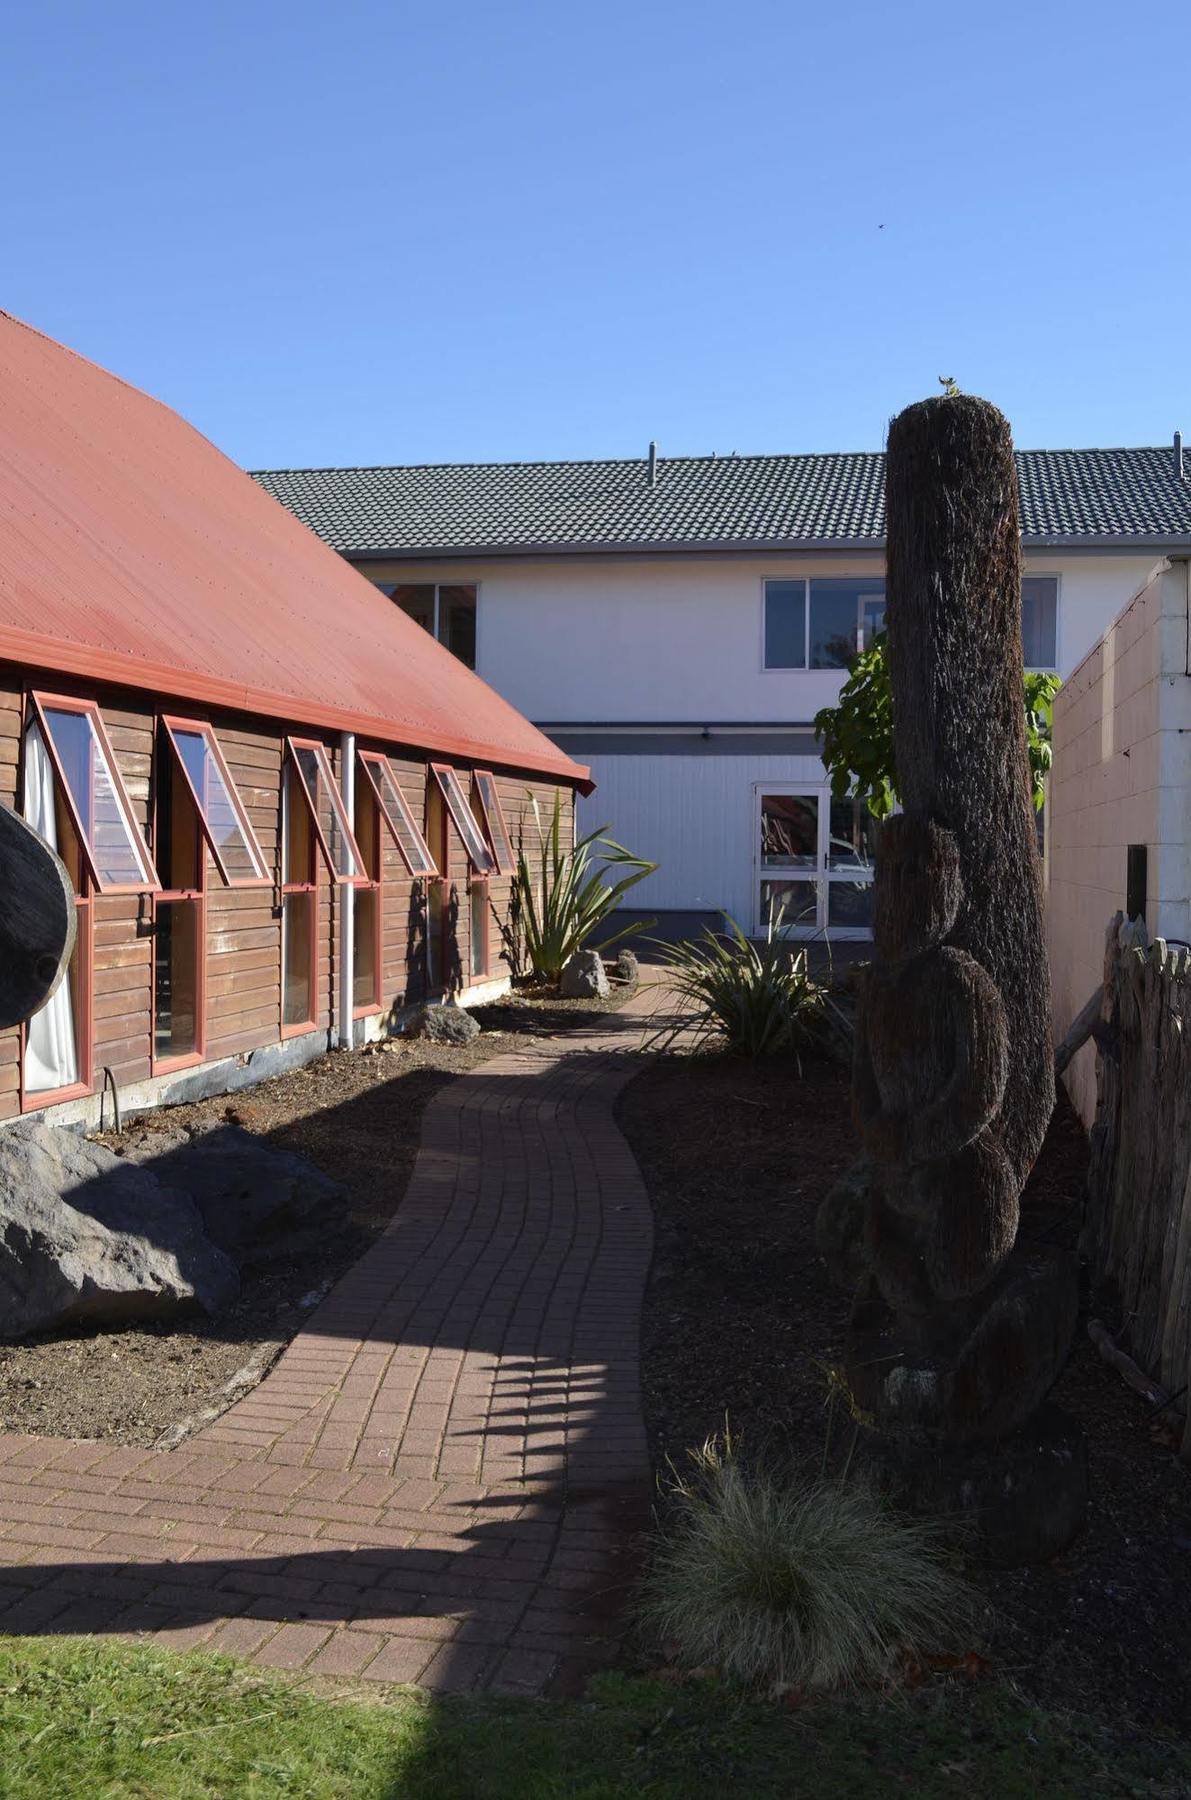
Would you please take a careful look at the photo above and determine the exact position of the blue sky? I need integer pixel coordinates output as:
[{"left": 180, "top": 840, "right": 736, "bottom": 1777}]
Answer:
[{"left": 3, "top": 1, "right": 1188, "bottom": 469}]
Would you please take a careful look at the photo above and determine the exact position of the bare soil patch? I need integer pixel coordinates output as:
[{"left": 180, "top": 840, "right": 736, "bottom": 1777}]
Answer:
[
  {"left": 616, "top": 1050, "right": 1191, "bottom": 1738},
  {"left": 0, "top": 984, "right": 629, "bottom": 1449}
]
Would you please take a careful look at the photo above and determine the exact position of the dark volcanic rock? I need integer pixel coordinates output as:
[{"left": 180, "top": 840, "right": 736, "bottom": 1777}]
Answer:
[
  {"left": 0, "top": 1121, "right": 239, "bottom": 1338},
  {"left": 118, "top": 1123, "right": 349, "bottom": 1265}
]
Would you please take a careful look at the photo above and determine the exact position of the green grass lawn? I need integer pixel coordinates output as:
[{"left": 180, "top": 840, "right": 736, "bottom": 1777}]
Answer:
[{"left": 0, "top": 1635, "right": 1186, "bottom": 1800}]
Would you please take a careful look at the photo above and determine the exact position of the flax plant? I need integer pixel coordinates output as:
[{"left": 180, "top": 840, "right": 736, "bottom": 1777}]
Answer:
[
  {"left": 648, "top": 911, "right": 846, "bottom": 1060},
  {"left": 512, "top": 791, "right": 656, "bottom": 984}
]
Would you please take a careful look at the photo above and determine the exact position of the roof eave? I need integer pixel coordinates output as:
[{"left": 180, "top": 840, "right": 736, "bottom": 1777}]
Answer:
[
  {"left": 0, "top": 624, "right": 592, "bottom": 792},
  {"left": 341, "top": 535, "right": 888, "bottom": 562},
  {"left": 339, "top": 532, "right": 1191, "bottom": 562}
]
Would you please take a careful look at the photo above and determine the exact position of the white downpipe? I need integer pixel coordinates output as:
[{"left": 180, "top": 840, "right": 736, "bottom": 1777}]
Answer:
[{"left": 338, "top": 732, "right": 355, "bottom": 1048}]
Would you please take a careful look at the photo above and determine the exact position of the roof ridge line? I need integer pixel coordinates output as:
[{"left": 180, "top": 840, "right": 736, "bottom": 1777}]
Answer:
[{"left": 252, "top": 445, "right": 1175, "bottom": 479}]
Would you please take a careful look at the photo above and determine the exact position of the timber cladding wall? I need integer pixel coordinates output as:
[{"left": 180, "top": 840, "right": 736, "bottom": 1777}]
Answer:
[{"left": 0, "top": 664, "right": 576, "bottom": 1123}]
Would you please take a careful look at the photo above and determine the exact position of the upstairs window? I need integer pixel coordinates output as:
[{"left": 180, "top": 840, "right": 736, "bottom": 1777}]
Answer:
[
  {"left": 375, "top": 584, "right": 477, "bottom": 668},
  {"left": 763, "top": 579, "right": 886, "bottom": 670},
  {"left": 430, "top": 764, "right": 496, "bottom": 875},
  {"left": 473, "top": 770, "right": 515, "bottom": 874},
  {"left": 358, "top": 751, "right": 437, "bottom": 876},
  {"left": 30, "top": 693, "right": 158, "bottom": 891},
  {"left": 1022, "top": 576, "right": 1059, "bottom": 669},
  {"left": 161, "top": 718, "right": 268, "bottom": 886},
  {"left": 285, "top": 738, "right": 366, "bottom": 883}
]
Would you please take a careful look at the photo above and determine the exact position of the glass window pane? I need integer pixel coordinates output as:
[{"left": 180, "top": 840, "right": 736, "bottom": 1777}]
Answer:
[
  {"left": 39, "top": 703, "right": 154, "bottom": 888},
  {"left": 168, "top": 726, "right": 267, "bottom": 884},
  {"left": 471, "top": 882, "right": 488, "bottom": 978},
  {"left": 353, "top": 766, "right": 379, "bottom": 880},
  {"left": 861, "top": 594, "right": 886, "bottom": 650},
  {"left": 391, "top": 585, "right": 436, "bottom": 633},
  {"left": 474, "top": 771, "right": 515, "bottom": 872},
  {"left": 432, "top": 766, "right": 496, "bottom": 874},
  {"left": 361, "top": 755, "right": 437, "bottom": 876},
  {"left": 827, "top": 796, "right": 877, "bottom": 874},
  {"left": 24, "top": 913, "right": 82, "bottom": 1093},
  {"left": 827, "top": 879, "right": 874, "bottom": 929},
  {"left": 439, "top": 586, "right": 477, "bottom": 668},
  {"left": 158, "top": 749, "right": 202, "bottom": 892},
  {"left": 155, "top": 897, "right": 199, "bottom": 1060},
  {"left": 353, "top": 884, "right": 379, "bottom": 1008},
  {"left": 761, "top": 879, "right": 818, "bottom": 933},
  {"left": 1022, "top": 576, "right": 1058, "bottom": 668},
  {"left": 284, "top": 760, "right": 313, "bottom": 884},
  {"left": 291, "top": 743, "right": 365, "bottom": 881},
  {"left": 764, "top": 581, "right": 806, "bottom": 669},
  {"left": 282, "top": 891, "right": 314, "bottom": 1025},
  {"left": 760, "top": 793, "right": 818, "bottom": 871},
  {"left": 807, "top": 578, "right": 886, "bottom": 669}
]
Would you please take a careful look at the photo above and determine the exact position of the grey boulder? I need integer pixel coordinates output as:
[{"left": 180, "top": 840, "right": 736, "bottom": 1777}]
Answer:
[
  {"left": 404, "top": 1003, "right": 481, "bottom": 1045},
  {"left": 0, "top": 1121, "right": 239, "bottom": 1340},
  {"left": 118, "top": 1123, "right": 348, "bottom": 1266},
  {"left": 613, "top": 949, "right": 640, "bottom": 985},
  {"left": 560, "top": 949, "right": 609, "bottom": 999}
]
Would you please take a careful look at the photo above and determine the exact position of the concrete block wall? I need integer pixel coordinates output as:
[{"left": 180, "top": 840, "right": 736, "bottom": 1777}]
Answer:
[{"left": 1047, "top": 560, "right": 1191, "bottom": 1124}]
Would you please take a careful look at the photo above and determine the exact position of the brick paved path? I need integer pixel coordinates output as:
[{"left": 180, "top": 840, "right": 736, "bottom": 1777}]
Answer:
[{"left": 0, "top": 988, "right": 663, "bottom": 1695}]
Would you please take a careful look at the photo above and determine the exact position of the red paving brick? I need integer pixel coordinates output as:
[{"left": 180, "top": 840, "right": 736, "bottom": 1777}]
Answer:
[{"left": 0, "top": 990, "right": 664, "bottom": 1693}]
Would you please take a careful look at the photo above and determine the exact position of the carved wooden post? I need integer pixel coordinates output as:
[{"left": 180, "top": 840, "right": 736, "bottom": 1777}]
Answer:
[{"left": 843, "top": 395, "right": 1086, "bottom": 1563}]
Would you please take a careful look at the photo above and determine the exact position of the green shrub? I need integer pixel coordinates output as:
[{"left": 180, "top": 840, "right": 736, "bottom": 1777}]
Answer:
[
  {"left": 509, "top": 791, "right": 656, "bottom": 984},
  {"left": 640, "top": 1439, "right": 975, "bottom": 1694},
  {"left": 649, "top": 912, "right": 844, "bottom": 1059}
]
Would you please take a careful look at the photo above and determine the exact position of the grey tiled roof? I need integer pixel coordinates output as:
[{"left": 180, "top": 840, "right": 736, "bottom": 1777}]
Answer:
[{"left": 252, "top": 445, "right": 1191, "bottom": 556}]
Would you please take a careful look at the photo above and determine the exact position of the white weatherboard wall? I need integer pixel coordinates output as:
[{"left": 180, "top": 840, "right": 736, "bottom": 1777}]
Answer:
[
  {"left": 578, "top": 751, "right": 828, "bottom": 922},
  {"left": 1047, "top": 559, "right": 1191, "bottom": 1125}
]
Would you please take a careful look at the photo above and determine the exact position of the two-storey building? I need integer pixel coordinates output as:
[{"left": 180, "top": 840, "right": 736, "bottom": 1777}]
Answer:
[{"left": 256, "top": 442, "right": 1191, "bottom": 941}]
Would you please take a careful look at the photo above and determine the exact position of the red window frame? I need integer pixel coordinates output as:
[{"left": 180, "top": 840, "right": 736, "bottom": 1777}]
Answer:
[
  {"left": 286, "top": 737, "right": 367, "bottom": 885},
  {"left": 473, "top": 769, "right": 515, "bottom": 875},
  {"left": 430, "top": 764, "right": 496, "bottom": 876},
  {"left": 352, "top": 759, "right": 384, "bottom": 1017},
  {"left": 358, "top": 750, "right": 437, "bottom": 877},
  {"left": 161, "top": 716, "right": 270, "bottom": 887},
  {"left": 29, "top": 692, "right": 159, "bottom": 894},
  {"left": 151, "top": 719, "right": 208, "bottom": 1075}
]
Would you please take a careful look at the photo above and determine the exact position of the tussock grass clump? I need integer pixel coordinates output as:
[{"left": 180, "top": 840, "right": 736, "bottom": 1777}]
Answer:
[
  {"left": 649, "top": 913, "right": 846, "bottom": 1060},
  {"left": 641, "top": 1440, "right": 975, "bottom": 1693}
]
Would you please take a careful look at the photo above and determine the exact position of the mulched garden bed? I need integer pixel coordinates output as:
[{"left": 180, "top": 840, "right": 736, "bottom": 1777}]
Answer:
[
  {"left": 616, "top": 1050, "right": 1191, "bottom": 1739},
  {"left": 0, "top": 984, "right": 629, "bottom": 1450}
]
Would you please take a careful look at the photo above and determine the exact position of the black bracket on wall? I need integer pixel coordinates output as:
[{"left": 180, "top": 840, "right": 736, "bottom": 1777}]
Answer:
[{"left": 1126, "top": 844, "right": 1148, "bottom": 924}]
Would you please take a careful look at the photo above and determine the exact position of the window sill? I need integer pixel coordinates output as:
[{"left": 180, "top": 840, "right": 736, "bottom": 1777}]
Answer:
[
  {"left": 281, "top": 1018, "right": 319, "bottom": 1041},
  {"left": 20, "top": 1080, "right": 94, "bottom": 1114},
  {"left": 151, "top": 1048, "right": 206, "bottom": 1078}
]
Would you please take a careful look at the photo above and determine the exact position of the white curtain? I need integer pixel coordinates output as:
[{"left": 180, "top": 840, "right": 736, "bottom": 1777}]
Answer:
[{"left": 23, "top": 722, "right": 78, "bottom": 1093}]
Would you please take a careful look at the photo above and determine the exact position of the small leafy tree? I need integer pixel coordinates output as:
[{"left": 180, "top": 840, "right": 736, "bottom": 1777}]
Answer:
[
  {"left": 510, "top": 791, "right": 656, "bottom": 984},
  {"left": 813, "top": 634, "right": 1058, "bottom": 819}
]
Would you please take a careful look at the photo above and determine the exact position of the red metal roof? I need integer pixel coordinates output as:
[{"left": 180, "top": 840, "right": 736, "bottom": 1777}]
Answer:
[{"left": 0, "top": 312, "right": 589, "bottom": 789}]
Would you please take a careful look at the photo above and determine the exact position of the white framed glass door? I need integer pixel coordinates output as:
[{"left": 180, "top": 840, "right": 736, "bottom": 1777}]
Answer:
[{"left": 754, "top": 786, "right": 875, "bottom": 939}]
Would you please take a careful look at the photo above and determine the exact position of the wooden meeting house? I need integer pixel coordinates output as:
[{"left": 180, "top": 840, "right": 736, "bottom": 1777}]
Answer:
[{"left": 0, "top": 312, "right": 590, "bottom": 1126}]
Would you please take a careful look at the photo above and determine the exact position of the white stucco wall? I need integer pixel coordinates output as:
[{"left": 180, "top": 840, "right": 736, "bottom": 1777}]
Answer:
[
  {"left": 357, "top": 547, "right": 1171, "bottom": 938},
  {"left": 1047, "top": 559, "right": 1191, "bottom": 1124},
  {"left": 359, "top": 549, "right": 1165, "bottom": 725}
]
